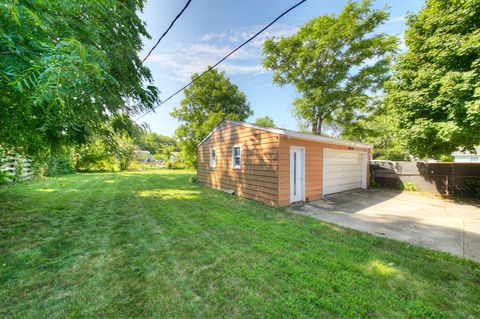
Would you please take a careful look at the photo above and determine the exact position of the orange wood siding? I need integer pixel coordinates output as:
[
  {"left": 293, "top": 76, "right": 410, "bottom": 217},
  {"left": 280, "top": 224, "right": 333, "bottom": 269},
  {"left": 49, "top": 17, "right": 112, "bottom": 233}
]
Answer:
[
  {"left": 278, "top": 136, "right": 370, "bottom": 206},
  {"left": 197, "top": 122, "right": 280, "bottom": 205}
]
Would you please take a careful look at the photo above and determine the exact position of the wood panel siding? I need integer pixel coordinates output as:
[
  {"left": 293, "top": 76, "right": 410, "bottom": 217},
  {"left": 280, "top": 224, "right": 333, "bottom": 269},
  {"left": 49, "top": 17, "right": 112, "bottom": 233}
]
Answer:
[
  {"left": 278, "top": 136, "right": 370, "bottom": 206},
  {"left": 197, "top": 121, "right": 280, "bottom": 205}
]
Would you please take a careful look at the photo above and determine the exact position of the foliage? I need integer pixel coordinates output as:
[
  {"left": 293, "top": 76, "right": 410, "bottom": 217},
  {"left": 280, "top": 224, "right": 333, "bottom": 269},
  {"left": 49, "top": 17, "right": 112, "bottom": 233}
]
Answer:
[
  {"left": 254, "top": 116, "right": 275, "bottom": 127},
  {"left": 171, "top": 68, "right": 252, "bottom": 167},
  {"left": 152, "top": 153, "right": 166, "bottom": 161},
  {"left": 343, "top": 108, "right": 409, "bottom": 160},
  {"left": 75, "top": 140, "right": 116, "bottom": 172},
  {"left": 189, "top": 175, "right": 199, "bottom": 184},
  {"left": 439, "top": 154, "right": 454, "bottom": 163},
  {"left": 401, "top": 182, "right": 419, "bottom": 192},
  {"left": 165, "top": 160, "right": 184, "bottom": 170},
  {"left": 385, "top": 0, "right": 480, "bottom": 157},
  {"left": 262, "top": 0, "right": 397, "bottom": 134},
  {"left": 465, "top": 179, "right": 480, "bottom": 198},
  {"left": 134, "top": 132, "right": 176, "bottom": 155},
  {"left": 0, "top": 0, "right": 158, "bottom": 156},
  {"left": 1, "top": 170, "right": 479, "bottom": 318},
  {"left": 45, "top": 149, "right": 75, "bottom": 176},
  {"left": 161, "top": 145, "right": 177, "bottom": 161},
  {"left": 116, "top": 135, "right": 136, "bottom": 171}
]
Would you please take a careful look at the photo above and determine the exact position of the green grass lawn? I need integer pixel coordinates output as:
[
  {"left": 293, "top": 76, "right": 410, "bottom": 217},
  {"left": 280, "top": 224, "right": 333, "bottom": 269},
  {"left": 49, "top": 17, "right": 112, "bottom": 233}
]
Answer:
[{"left": 1, "top": 170, "right": 479, "bottom": 318}]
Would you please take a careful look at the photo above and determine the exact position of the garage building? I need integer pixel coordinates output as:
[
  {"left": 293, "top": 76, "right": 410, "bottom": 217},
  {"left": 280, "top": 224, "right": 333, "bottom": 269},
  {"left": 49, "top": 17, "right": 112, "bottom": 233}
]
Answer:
[{"left": 197, "top": 119, "right": 371, "bottom": 206}]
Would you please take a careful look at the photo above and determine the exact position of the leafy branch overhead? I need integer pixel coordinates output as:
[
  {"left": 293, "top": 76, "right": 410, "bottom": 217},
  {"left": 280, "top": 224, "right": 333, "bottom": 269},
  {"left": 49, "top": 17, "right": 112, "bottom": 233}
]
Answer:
[
  {"left": 262, "top": 0, "right": 398, "bottom": 135},
  {"left": 0, "top": 0, "right": 159, "bottom": 156}
]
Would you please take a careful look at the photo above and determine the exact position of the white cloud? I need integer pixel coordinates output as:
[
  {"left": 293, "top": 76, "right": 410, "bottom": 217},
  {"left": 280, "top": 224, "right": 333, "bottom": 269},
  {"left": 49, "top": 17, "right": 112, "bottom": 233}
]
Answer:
[{"left": 146, "top": 24, "right": 298, "bottom": 82}]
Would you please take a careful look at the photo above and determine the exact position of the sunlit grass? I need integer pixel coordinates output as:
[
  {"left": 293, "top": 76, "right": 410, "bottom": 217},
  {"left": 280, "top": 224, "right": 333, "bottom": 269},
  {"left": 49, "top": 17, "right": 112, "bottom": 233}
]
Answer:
[{"left": 0, "top": 169, "right": 479, "bottom": 318}]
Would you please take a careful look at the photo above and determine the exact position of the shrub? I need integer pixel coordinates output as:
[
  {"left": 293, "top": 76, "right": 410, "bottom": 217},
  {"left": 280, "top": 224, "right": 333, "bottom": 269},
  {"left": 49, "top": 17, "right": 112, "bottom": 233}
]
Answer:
[
  {"left": 0, "top": 170, "right": 11, "bottom": 185},
  {"left": 46, "top": 152, "right": 75, "bottom": 176},
  {"left": 465, "top": 179, "right": 480, "bottom": 199},
  {"left": 189, "top": 175, "right": 199, "bottom": 184},
  {"left": 402, "top": 182, "right": 419, "bottom": 192},
  {"left": 165, "top": 160, "right": 184, "bottom": 170}
]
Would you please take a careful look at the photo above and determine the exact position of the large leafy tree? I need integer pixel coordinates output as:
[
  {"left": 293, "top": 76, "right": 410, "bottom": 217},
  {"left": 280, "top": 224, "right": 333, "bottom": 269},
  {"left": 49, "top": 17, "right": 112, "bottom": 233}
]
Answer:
[
  {"left": 263, "top": 0, "right": 397, "bottom": 135},
  {"left": 0, "top": 0, "right": 158, "bottom": 156},
  {"left": 171, "top": 68, "right": 252, "bottom": 167},
  {"left": 135, "top": 132, "right": 176, "bottom": 155},
  {"left": 386, "top": 0, "right": 480, "bottom": 157}
]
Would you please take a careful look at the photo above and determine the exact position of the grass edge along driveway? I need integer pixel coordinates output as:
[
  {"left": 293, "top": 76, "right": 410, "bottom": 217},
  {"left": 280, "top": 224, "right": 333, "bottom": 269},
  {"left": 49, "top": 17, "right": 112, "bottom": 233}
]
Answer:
[{"left": 0, "top": 169, "right": 479, "bottom": 318}]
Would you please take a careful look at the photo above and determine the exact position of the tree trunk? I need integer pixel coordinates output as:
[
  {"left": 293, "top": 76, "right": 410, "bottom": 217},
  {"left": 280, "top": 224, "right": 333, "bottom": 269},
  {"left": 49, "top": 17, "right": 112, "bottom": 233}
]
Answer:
[
  {"left": 312, "top": 115, "right": 322, "bottom": 135},
  {"left": 311, "top": 107, "right": 323, "bottom": 135}
]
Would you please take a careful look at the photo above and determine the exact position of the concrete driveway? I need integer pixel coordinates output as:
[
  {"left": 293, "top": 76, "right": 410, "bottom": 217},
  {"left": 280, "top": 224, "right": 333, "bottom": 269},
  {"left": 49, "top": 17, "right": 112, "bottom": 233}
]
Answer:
[{"left": 290, "top": 189, "right": 480, "bottom": 262}]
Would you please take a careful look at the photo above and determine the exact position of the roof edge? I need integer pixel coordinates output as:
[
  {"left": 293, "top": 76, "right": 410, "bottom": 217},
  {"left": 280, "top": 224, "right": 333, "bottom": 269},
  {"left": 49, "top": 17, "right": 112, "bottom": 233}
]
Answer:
[{"left": 197, "top": 119, "right": 373, "bottom": 149}]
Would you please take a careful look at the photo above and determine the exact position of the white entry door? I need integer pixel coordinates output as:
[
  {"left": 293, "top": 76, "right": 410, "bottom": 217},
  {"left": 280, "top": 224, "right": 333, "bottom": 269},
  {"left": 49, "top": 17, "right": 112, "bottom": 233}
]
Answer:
[
  {"left": 290, "top": 147, "right": 305, "bottom": 203},
  {"left": 323, "top": 149, "right": 367, "bottom": 195}
]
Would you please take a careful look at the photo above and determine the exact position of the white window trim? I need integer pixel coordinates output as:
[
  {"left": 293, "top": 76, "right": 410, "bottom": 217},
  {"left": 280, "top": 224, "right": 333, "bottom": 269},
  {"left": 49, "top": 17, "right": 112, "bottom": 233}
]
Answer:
[
  {"left": 210, "top": 148, "right": 216, "bottom": 168},
  {"left": 232, "top": 145, "right": 242, "bottom": 169}
]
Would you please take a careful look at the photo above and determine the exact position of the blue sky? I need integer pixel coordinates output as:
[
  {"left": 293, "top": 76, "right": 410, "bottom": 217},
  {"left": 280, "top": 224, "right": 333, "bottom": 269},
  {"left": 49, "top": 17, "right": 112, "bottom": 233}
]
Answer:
[{"left": 138, "top": 0, "right": 424, "bottom": 137}]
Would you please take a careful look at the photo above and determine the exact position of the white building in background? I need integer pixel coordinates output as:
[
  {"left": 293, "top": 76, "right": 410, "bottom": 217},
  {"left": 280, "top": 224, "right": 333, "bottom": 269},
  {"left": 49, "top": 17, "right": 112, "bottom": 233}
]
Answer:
[{"left": 452, "top": 147, "right": 480, "bottom": 162}]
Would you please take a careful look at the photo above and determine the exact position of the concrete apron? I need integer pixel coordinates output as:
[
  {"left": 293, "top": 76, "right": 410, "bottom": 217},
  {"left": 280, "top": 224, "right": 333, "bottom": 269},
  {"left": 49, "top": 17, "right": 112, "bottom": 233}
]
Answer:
[{"left": 290, "top": 189, "right": 480, "bottom": 263}]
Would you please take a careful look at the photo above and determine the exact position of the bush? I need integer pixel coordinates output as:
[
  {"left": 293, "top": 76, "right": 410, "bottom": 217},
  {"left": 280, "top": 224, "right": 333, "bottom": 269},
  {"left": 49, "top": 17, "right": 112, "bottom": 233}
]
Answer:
[
  {"left": 46, "top": 152, "right": 75, "bottom": 176},
  {"left": 402, "top": 182, "right": 419, "bottom": 192},
  {"left": 75, "top": 141, "right": 116, "bottom": 172},
  {"left": 0, "top": 170, "right": 11, "bottom": 185},
  {"left": 165, "top": 160, "right": 184, "bottom": 170},
  {"left": 465, "top": 179, "right": 480, "bottom": 199},
  {"left": 189, "top": 175, "right": 199, "bottom": 184}
]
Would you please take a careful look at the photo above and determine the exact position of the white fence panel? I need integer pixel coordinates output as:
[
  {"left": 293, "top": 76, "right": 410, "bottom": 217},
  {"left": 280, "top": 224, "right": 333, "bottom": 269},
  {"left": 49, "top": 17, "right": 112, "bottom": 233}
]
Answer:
[{"left": 0, "top": 155, "right": 34, "bottom": 182}]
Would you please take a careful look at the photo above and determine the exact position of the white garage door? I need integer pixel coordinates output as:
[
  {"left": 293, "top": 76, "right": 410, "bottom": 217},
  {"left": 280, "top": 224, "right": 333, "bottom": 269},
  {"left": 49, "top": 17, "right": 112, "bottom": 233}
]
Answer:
[{"left": 323, "top": 149, "right": 367, "bottom": 195}]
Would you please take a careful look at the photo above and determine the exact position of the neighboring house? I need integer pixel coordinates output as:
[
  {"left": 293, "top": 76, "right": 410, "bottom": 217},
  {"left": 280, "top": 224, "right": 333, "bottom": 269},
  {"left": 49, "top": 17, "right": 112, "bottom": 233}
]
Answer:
[
  {"left": 197, "top": 119, "right": 371, "bottom": 206},
  {"left": 452, "top": 147, "right": 480, "bottom": 162}
]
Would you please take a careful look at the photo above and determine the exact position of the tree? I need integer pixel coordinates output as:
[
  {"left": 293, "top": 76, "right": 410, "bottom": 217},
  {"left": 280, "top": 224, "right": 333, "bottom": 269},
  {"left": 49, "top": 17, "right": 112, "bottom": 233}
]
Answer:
[
  {"left": 386, "top": 0, "right": 480, "bottom": 157},
  {"left": 254, "top": 116, "right": 275, "bottom": 127},
  {"left": 171, "top": 68, "right": 252, "bottom": 167},
  {"left": 263, "top": 0, "right": 397, "bottom": 135},
  {"left": 0, "top": 0, "right": 158, "bottom": 156},
  {"left": 135, "top": 132, "right": 176, "bottom": 155},
  {"left": 342, "top": 107, "right": 408, "bottom": 160}
]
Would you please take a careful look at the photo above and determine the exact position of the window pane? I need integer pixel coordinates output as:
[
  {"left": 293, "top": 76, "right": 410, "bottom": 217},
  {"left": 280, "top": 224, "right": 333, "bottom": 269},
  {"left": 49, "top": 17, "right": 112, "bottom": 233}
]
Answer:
[
  {"left": 234, "top": 157, "right": 241, "bottom": 167},
  {"left": 212, "top": 150, "right": 215, "bottom": 158},
  {"left": 234, "top": 147, "right": 240, "bottom": 156}
]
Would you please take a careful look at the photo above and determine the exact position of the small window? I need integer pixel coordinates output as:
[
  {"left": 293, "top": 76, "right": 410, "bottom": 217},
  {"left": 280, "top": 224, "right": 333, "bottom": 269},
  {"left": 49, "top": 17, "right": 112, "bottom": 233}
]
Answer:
[
  {"left": 232, "top": 145, "right": 241, "bottom": 169},
  {"left": 210, "top": 149, "right": 216, "bottom": 168}
]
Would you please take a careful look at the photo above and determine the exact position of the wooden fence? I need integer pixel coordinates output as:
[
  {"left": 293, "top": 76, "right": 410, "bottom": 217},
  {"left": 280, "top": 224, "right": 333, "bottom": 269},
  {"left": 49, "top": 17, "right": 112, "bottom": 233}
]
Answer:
[
  {"left": 0, "top": 155, "right": 34, "bottom": 182},
  {"left": 371, "top": 161, "right": 480, "bottom": 197}
]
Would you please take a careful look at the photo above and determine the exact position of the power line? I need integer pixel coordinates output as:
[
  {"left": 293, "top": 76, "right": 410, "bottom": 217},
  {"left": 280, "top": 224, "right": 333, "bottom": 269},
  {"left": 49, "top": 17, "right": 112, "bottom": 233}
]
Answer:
[
  {"left": 141, "top": 0, "right": 193, "bottom": 64},
  {"left": 135, "top": 0, "right": 307, "bottom": 121}
]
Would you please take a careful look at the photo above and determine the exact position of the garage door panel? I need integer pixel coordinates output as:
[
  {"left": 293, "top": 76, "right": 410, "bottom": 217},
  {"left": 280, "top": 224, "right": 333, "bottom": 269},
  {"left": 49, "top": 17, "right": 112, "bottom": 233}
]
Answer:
[
  {"left": 324, "top": 182, "right": 362, "bottom": 195},
  {"left": 323, "top": 149, "right": 366, "bottom": 195},
  {"left": 324, "top": 166, "right": 363, "bottom": 174},
  {"left": 324, "top": 175, "right": 362, "bottom": 185},
  {"left": 324, "top": 159, "right": 362, "bottom": 166},
  {"left": 324, "top": 150, "right": 362, "bottom": 158}
]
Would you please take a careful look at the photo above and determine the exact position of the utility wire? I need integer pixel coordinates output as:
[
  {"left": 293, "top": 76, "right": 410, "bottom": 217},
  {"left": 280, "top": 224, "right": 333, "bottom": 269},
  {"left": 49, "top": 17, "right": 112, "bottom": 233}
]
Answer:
[
  {"left": 136, "top": 0, "right": 307, "bottom": 121},
  {"left": 141, "top": 0, "right": 193, "bottom": 64}
]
